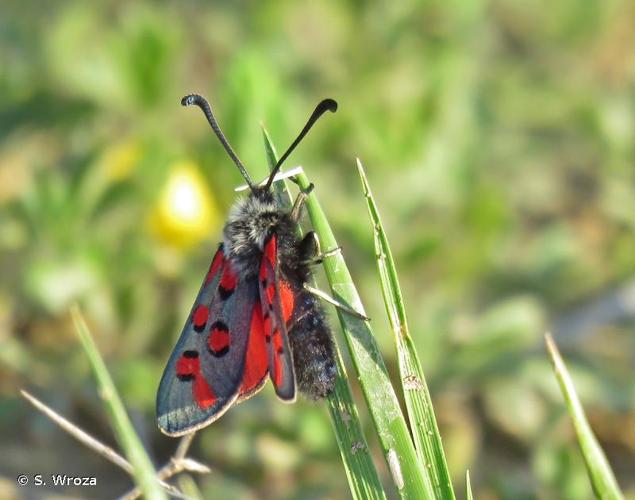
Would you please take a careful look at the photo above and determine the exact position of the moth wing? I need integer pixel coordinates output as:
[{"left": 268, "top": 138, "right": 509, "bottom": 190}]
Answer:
[
  {"left": 258, "top": 234, "right": 296, "bottom": 401},
  {"left": 236, "top": 304, "right": 269, "bottom": 403},
  {"left": 157, "top": 245, "right": 257, "bottom": 436}
]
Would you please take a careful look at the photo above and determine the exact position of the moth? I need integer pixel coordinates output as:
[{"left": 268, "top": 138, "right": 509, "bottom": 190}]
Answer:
[{"left": 157, "top": 94, "right": 339, "bottom": 436}]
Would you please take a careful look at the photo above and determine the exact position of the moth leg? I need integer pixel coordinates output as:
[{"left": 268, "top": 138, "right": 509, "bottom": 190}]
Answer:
[
  {"left": 303, "top": 283, "right": 370, "bottom": 321},
  {"left": 299, "top": 231, "right": 341, "bottom": 265},
  {"left": 290, "top": 183, "right": 315, "bottom": 222},
  {"left": 286, "top": 307, "right": 312, "bottom": 332},
  {"left": 308, "top": 246, "right": 342, "bottom": 265}
]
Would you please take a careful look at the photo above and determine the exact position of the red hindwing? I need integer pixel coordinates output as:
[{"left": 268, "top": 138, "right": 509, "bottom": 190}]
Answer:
[{"left": 237, "top": 305, "right": 269, "bottom": 401}]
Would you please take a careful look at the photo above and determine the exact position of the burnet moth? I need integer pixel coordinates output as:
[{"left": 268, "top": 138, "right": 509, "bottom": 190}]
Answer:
[{"left": 157, "top": 94, "right": 338, "bottom": 436}]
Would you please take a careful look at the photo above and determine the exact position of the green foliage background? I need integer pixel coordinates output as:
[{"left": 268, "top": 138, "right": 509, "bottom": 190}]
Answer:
[{"left": 1, "top": 0, "right": 634, "bottom": 498}]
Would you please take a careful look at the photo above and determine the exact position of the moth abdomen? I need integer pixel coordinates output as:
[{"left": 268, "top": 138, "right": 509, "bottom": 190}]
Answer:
[{"left": 287, "top": 290, "right": 336, "bottom": 399}]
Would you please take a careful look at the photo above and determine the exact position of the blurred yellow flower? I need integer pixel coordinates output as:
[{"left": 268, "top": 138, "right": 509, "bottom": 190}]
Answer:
[
  {"left": 150, "top": 162, "right": 219, "bottom": 248},
  {"left": 101, "top": 140, "right": 140, "bottom": 181}
]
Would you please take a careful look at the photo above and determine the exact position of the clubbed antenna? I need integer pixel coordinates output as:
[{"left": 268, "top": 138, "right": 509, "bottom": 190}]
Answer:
[
  {"left": 264, "top": 98, "right": 338, "bottom": 191},
  {"left": 181, "top": 94, "right": 255, "bottom": 191}
]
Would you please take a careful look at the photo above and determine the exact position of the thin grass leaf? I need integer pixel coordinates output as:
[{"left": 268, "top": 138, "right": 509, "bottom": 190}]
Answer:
[
  {"left": 466, "top": 471, "right": 473, "bottom": 500},
  {"left": 262, "top": 129, "right": 385, "bottom": 500},
  {"left": 294, "top": 170, "right": 435, "bottom": 498},
  {"left": 357, "top": 159, "right": 455, "bottom": 499},
  {"left": 71, "top": 305, "right": 166, "bottom": 500},
  {"left": 326, "top": 351, "right": 387, "bottom": 500},
  {"left": 545, "top": 333, "right": 623, "bottom": 500}
]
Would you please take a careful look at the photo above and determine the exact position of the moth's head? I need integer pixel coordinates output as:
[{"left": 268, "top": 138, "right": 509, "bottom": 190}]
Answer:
[
  {"left": 250, "top": 185, "right": 275, "bottom": 203},
  {"left": 180, "top": 94, "right": 337, "bottom": 196}
]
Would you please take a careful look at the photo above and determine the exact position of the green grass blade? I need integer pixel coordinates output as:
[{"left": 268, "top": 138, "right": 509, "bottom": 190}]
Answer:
[
  {"left": 295, "top": 170, "right": 435, "bottom": 498},
  {"left": 466, "top": 471, "right": 473, "bottom": 500},
  {"left": 545, "top": 333, "right": 624, "bottom": 500},
  {"left": 262, "top": 130, "right": 385, "bottom": 500},
  {"left": 327, "top": 349, "right": 387, "bottom": 500},
  {"left": 71, "top": 305, "right": 166, "bottom": 500},
  {"left": 357, "top": 159, "right": 455, "bottom": 499}
]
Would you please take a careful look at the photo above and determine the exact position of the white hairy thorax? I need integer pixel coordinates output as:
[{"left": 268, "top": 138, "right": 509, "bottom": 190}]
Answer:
[{"left": 222, "top": 192, "right": 286, "bottom": 277}]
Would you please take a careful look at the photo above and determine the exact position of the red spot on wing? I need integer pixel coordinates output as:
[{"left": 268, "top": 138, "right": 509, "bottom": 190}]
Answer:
[
  {"left": 273, "top": 355, "right": 282, "bottom": 386},
  {"left": 239, "top": 305, "right": 269, "bottom": 396},
  {"left": 193, "top": 377, "right": 217, "bottom": 409},
  {"left": 219, "top": 263, "right": 238, "bottom": 292},
  {"left": 264, "top": 282, "right": 275, "bottom": 305},
  {"left": 263, "top": 235, "right": 277, "bottom": 267},
  {"left": 176, "top": 355, "right": 199, "bottom": 377},
  {"left": 175, "top": 352, "right": 217, "bottom": 409},
  {"left": 278, "top": 280, "right": 295, "bottom": 323},
  {"left": 206, "top": 247, "right": 225, "bottom": 284},
  {"left": 208, "top": 326, "right": 230, "bottom": 354},
  {"left": 192, "top": 305, "right": 209, "bottom": 331},
  {"left": 271, "top": 332, "right": 284, "bottom": 387},
  {"left": 263, "top": 314, "right": 273, "bottom": 341}
]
